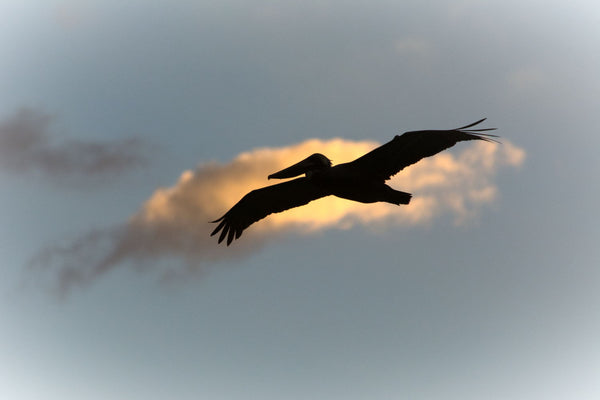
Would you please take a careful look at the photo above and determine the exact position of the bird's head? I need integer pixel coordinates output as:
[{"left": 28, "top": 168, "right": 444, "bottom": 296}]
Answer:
[{"left": 268, "top": 153, "right": 332, "bottom": 179}]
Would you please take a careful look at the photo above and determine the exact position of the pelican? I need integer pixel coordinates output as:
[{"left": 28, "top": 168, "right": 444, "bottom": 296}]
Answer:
[{"left": 211, "top": 118, "right": 498, "bottom": 245}]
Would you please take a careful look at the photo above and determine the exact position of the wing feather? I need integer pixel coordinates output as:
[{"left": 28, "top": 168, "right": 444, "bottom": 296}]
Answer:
[
  {"left": 211, "top": 177, "right": 329, "bottom": 245},
  {"left": 347, "top": 118, "right": 498, "bottom": 180}
]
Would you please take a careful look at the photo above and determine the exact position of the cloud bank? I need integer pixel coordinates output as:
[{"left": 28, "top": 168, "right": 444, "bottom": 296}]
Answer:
[
  {"left": 0, "top": 108, "right": 147, "bottom": 181},
  {"left": 30, "top": 137, "right": 525, "bottom": 294}
]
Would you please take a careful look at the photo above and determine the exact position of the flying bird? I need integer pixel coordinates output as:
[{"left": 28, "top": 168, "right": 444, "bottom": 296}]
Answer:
[{"left": 211, "top": 119, "right": 498, "bottom": 245}]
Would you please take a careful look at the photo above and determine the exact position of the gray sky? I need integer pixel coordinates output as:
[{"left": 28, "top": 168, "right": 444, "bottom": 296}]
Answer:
[{"left": 2, "top": 1, "right": 599, "bottom": 399}]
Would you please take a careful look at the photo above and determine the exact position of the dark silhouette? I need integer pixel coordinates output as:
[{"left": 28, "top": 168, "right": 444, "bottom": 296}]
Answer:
[{"left": 211, "top": 119, "right": 498, "bottom": 245}]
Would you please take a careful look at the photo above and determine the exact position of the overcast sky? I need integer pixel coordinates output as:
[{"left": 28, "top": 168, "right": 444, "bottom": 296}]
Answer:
[{"left": 2, "top": 1, "right": 599, "bottom": 399}]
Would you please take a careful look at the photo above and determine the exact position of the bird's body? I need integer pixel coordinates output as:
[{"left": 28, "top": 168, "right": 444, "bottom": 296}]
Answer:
[
  {"left": 311, "top": 162, "right": 412, "bottom": 205},
  {"left": 211, "top": 119, "right": 498, "bottom": 245}
]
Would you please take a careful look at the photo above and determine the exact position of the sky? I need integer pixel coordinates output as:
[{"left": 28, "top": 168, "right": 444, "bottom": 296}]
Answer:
[{"left": 1, "top": 1, "right": 599, "bottom": 399}]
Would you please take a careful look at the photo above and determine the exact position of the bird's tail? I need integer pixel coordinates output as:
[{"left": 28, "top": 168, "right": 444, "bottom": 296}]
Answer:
[
  {"left": 393, "top": 190, "right": 412, "bottom": 205},
  {"left": 383, "top": 186, "right": 411, "bottom": 205}
]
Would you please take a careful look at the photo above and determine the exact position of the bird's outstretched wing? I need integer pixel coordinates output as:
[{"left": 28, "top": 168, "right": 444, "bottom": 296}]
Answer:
[
  {"left": 346, "top": 118, "right": 498, "bottom": 181},
  {"left": 211, "top": 178, "right": 330, "bottom": 245}
]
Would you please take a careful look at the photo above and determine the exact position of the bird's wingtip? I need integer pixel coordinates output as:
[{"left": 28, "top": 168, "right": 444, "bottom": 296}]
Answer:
[{"left": 455, "top": 118, "right": 487, "bottom": 130}]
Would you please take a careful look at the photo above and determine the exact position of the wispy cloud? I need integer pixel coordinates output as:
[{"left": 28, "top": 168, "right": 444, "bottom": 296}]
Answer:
[
  {"left": 507, "top": 66, "right": 548, "bottom": 92},
  {"left": 30, "top": 137, "right": 525, "bottom": 295},
  {"left": 0, "top": 108, "right": 148, "bottom": 181},
  {"left": 394, "top": 37, "right": 433, "bottom": 58}
]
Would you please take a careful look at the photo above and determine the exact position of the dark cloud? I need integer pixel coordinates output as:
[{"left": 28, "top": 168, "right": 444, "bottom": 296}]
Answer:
[
  {"left": 28, "top": 220, "right": 264, "bottom": 298},
  {"left": 0, "top": 107, "right": 147, "bottom": 180}
]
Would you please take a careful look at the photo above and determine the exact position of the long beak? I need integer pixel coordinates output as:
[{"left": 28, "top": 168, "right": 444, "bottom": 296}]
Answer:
[{"left": 268, "top": 156, "right": 316, "bottom": 179}]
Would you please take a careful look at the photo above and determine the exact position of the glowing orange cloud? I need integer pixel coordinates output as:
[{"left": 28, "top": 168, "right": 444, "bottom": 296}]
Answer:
[{"left": 133, "top": 137, "right": 525, "bottom": 236}]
